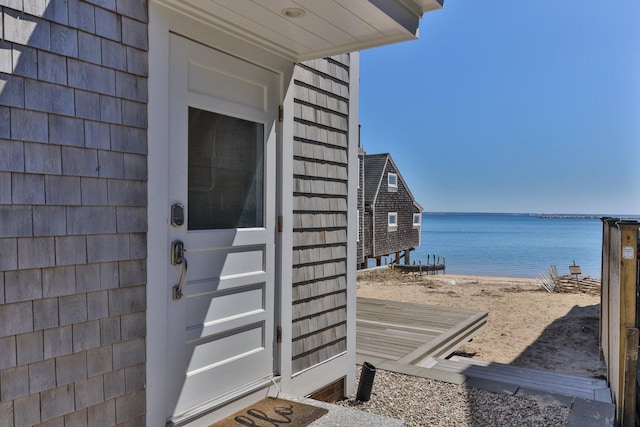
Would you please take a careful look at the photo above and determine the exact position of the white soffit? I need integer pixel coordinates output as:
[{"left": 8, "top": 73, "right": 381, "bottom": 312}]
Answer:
[
  {"left": 408, "top": 0, "right": 445, "bottom": 13},
  {"left": 162, "top": 0, "right": 444, "bottom": 61}
]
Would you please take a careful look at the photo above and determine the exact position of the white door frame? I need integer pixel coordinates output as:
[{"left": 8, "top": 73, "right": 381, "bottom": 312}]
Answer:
[{"left": 147, "top": 2, "right": 295, "bottom": 425}]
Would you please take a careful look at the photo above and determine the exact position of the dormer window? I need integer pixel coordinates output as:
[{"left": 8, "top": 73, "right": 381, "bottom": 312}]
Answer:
[{"left": 387, "top": 173, "right": 397, "bottom": 191}]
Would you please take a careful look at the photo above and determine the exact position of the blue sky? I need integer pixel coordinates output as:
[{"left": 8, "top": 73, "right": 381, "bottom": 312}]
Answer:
[{"left": 359, "top": 0, "right": 640, "bottom": 215}]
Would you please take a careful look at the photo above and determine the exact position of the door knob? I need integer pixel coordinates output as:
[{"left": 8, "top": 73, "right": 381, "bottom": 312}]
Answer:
[{"left": 171, "top": 240, "right": 188, "bottom": 300}]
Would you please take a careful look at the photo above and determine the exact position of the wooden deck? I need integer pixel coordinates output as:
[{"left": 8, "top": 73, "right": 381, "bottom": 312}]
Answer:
[
  {"left": 355, "top": 298, "right": 612, "bottom": 403},
  {"left": 356, "top": 297, "right": 488, "bottom": 366}
]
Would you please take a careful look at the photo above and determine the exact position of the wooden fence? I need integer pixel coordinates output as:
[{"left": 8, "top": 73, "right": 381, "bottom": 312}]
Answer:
[{"left": 600, "top": 218, "right": 639, "bottom": 426}]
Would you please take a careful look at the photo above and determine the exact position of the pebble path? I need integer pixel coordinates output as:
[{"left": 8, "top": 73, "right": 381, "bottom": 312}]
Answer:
[{"left": 335, "top": 366, "right": 570, "bottom": 426}]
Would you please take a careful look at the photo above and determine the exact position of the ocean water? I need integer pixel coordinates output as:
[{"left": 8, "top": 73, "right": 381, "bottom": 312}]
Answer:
[{"left": 410, "top": 213, "right": 604, "bottom": 278}]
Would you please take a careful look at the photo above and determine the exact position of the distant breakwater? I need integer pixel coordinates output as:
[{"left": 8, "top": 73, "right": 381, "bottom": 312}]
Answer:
[{"left": 538, "top": 214, "right": 602, "bottom": 219}]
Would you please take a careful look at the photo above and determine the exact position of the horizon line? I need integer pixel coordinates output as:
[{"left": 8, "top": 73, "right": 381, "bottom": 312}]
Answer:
[{"left": 423, "top": 211, "right": 640, "bottom": 218}]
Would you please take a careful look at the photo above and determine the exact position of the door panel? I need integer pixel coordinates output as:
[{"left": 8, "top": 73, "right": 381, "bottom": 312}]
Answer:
[
  {"left": 166, "top": 34, "right": 278, "bottom": 421},
  {"left": 188, "top": 57, "right": 269, "bottom": 110},
  {"left": 185, "top": 284, "right": 265, "bottom": 331},
  {"left": 187, "top": 324, "right": 265, "bottom": 372},
  {"left": 185, "top": 273, "right": 267, "bottom": 296},
  {"left": 185, "top": 246, "right": 265, "bottom": 281}
]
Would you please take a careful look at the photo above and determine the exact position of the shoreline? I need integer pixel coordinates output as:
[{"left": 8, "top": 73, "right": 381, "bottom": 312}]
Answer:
[
  {"left": 395, "top": 272, "right": 539, "bottom": 283},
  {"left": 359, "top": 269, "right": 543, "bottom": 286},
  {"left": 359, "top": 268, "right": 602, "bottom": 283}
]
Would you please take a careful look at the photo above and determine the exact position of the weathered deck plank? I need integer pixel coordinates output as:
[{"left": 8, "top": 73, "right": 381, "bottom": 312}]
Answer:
[
  {"left": 356, "top": 297, "right": 488, "bottom": 364},
  {"left": 355, "top": 298, "right": 611, "bottom": 403}
]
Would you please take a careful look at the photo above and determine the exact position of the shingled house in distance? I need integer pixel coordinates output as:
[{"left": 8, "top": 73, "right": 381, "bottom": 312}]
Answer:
[{"left": 360, "top": 152, "right": 423, "bottom": 268}]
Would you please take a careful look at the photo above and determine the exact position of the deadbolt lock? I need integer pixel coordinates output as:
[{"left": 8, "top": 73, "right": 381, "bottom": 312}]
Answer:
[{"left": 171, "top": 203, "right": 184, "bottom": 227}]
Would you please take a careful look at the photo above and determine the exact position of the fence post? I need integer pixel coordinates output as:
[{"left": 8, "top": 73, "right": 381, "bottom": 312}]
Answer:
[
  {"left": 615, "top": 221, "right": 639, "bottom": 425},
  {"left": 601, "top": 218, "right": 619, "bottom": 368},
  {"left": 600, "top": 218, "right": 615, "bottom": 362}
]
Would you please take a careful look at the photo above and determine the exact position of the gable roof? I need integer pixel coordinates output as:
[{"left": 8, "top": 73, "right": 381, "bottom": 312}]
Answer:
[
  {"left": 364, "top": 152, "right": 423, "bottom": 212},
  {"left": 364, "top": 153, "right": 388, "bottom": 205},
  {"left": 364, "top": 153, "right": 424, "bottom": 212}
]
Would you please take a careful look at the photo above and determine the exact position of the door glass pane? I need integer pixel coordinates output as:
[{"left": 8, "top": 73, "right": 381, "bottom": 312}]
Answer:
[{"left": 188, "top": 107, "right": 264, "bottom": 230}]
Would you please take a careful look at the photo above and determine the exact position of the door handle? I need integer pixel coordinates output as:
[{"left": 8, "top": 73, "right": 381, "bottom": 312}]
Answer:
[{"left": 171, "top": 240, "right": 188, "bottom": 300}]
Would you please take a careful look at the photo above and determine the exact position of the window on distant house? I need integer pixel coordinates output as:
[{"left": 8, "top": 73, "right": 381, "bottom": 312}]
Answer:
[
  {"left": 388, "top": 212, "right": 397, "bottom": 230},
  {"left": 387, "top": 173, "right": 397, "bottom": 191},
  {"left": 413, "top": 213, "right": 421, "bottom": 227}
]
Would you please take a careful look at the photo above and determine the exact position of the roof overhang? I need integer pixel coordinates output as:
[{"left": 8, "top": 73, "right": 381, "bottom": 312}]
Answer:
[{"left": 159, "top": 0, "right": 444, "bottom": 62}]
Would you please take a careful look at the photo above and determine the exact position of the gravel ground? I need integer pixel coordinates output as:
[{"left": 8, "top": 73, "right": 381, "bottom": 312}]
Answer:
[{"left": 335, "top": 366, "right": 570, "bottom": 427}]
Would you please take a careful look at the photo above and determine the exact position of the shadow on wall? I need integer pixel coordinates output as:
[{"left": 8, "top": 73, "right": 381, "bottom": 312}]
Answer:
[{"left": 1, "top": 7, "right": 70, "bottom": 114}]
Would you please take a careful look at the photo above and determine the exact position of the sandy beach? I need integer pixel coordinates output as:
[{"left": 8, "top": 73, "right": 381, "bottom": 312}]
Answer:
[{"left": 356, "top": 269, "right": 606, "bottom": 378}]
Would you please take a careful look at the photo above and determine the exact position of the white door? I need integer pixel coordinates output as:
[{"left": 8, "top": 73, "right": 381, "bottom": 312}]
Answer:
[{"left": 166, "top": 34, "right": 279, "bottom": 422}]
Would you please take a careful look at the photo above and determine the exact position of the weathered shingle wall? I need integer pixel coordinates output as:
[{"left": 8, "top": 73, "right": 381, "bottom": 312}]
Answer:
[
  {"left": 0, "top": 2, "right": 148, "bottom": 426},
  {"left": 371, "top": 161, "right": 420, "bottom": 258},
  {"left": 291, "top": 56, "right": 350, "bottom": 373},
  {"left": 363, "top": 211, "right": 373, "bottom": 261},
  {"left": 356, "top": 151, "right": 364, "bottom": 266}
]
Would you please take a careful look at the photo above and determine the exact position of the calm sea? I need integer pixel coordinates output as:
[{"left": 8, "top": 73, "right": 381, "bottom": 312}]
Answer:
[{"left": 410, "top": 213, "right": 605, "bottom": 278}]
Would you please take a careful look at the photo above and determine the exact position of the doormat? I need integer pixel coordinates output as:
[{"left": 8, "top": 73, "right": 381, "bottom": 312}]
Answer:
[{"left": 209, "top": 397, "right": 328, "bottom": 427}]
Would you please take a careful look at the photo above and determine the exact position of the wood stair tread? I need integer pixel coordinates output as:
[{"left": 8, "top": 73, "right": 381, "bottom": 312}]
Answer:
[{"left": 426, "top": 357, "right": 609, "bottom": 401}]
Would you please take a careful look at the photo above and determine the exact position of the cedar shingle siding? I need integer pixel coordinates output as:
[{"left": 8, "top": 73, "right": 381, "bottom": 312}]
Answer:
[
  {"left": 362, "top": 153, "right": 422, "bottom": 263},
  {"left": 0, "top": 2, "right": 148, "bottom": 426},
  {"left": 291, "top": 56, "right": 350, "bottom": 373},
  {"left": 356, "top": 150, "right": 364, "bottom": 266}
]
